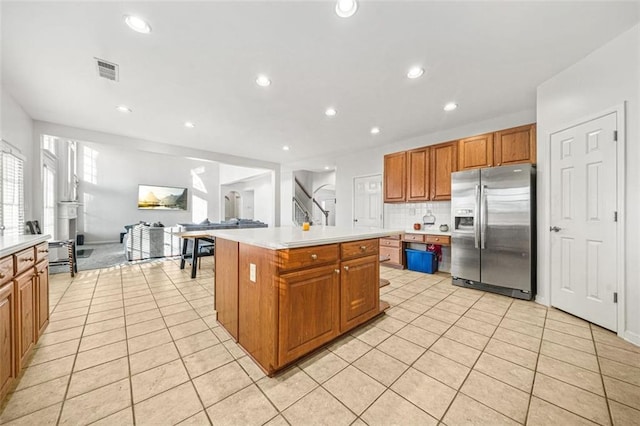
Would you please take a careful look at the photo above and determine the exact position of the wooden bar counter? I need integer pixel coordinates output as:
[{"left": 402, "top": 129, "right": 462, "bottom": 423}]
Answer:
[{"left": 209, "top": 226, "right": 399, "bottom": 375}]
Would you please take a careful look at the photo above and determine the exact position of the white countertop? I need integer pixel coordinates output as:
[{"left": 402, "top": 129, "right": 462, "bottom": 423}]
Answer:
[
  {"left": 208, "top": 226, "right": 404, "bottom": 250},
  {"left": 403, "top": 228, "right": 452, "bottom": 236},
  {"left": 0, "top": 234, "right": 51, "bottom": 258}
]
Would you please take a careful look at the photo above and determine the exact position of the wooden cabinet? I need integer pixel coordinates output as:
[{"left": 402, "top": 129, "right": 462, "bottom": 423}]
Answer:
[
  {"left": 15, "top": 270, "right": 36, "bottom": 371},
  {"left": 425, "top": 235, "right": 451, "bottom": 246},
  {"left": 458, "top": 124, "right": 536, "bottom": 170},
  {"left": 406, "top": 148, "right": 430, "bottom": 201},
  {"left": 341, "top": 255, "right": 379, "bottom": 332},
  {"left": 383, "top": 151, "right": 406, "bottom": 202},
  {"left": 222, "top": 237, "right": 384, "bottom": 375},
  {"left": 35, "top": 260, "right": 49, "bottom": 338},
  {"left": 458, "top": 133, "right": 494, "bottom": 170},
  {"left": 278, "top": 264, "right": 340, "bottom": 366},
  {"left": 0, "top": 240, "right": 50, "bottom": 404},
  {"left": 379, "top": 236, "right": 403, "bottom": 269},
  {"left": 430, "top": 142, "right": 457, "bottom": 200},
  {"left": 494, "top": 124, "right": 536, "bottom": 166},
  {"left": 0, "top": 282, "right": 16, "bottom": 402}
]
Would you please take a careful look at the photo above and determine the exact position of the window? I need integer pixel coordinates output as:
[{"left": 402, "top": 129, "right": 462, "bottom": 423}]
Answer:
[
  {"left": 43, "top": 151, "right": 57, "bottom": 237},
  {"left": 1, "top": 141, "right": 25, "bottom": 237},
  {"left": 43, "top": 134, "right": 57, "bottom": 156}
]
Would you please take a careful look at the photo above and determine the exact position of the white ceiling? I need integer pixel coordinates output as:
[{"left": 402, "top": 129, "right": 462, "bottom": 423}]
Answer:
[{"left": 2, "top": 1, "right": 639, "bottom": 169}]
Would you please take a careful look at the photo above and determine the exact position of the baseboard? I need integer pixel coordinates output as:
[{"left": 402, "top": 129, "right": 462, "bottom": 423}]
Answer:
[
  {"left": 622, "top": 329, "right": 640, "bottom": 347},
  {"left": 534, "top": 295, "right": 549, "bottom": 307}
]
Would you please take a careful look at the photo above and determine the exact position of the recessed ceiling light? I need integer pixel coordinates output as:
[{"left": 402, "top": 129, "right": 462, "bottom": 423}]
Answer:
[
  {"left": 184, "top": 122, "right": 195, "bottom": 128},
  {"left": 325, "top": 108, "right": 337, "bottom": 117},
  {"left": 407, "top": 66, "right": 424, "bottom": 79},
  {"left": 444, "top": 102, "right": 458, "bottom": 111},
  {"left": 282, "top": 145, "right": 290, "bottom": 151},
  {"left": 335, "top": 0, "right": 358, "bottom": 18},
  {"left": 256, "top": 75, "right": 271, "bottom": 87},
  {"left": 324, "top": 166, "right": 331, "bottom": 170},
  {"left": 370, "top": 127, "right": 380, "bottom": 135},
  {"left": 116, "top": 105, "right": 132, "bottom": 113},
  {"left": 124, "top": 15, "right": 151, "bottom": 34}
]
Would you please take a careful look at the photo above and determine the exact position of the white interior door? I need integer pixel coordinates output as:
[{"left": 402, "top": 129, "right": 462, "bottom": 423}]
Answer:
[
  {"left": 550, "top": 112, "right": 618, "bottom": 331},
  {"left": 353, "top": 175, "right": 382, "bottom": 228}
]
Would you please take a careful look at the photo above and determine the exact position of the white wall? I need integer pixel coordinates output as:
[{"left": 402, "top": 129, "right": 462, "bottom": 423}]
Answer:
[
  {"left": 76, "top": 140, "right": 221, "bottom": 243},
  {"left": 219, "top": 163, "right": 270, "bottom": 185},
  {"left": 537, "top": 24, "right": 640, "bottom": 343},
  {"left": 334, "top": 110, "right": 536, "bottom": 228},
  {"left": 220, "top": 172, "right": 274, "bottom": 225},
  {"left": 1, "top": 89, "right": 34, "bottom": 222}
]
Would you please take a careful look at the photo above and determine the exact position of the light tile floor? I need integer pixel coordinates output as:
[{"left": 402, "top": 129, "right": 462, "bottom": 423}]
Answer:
[{"left": 1, "top": 259, "right": 639, "bottom": 425}]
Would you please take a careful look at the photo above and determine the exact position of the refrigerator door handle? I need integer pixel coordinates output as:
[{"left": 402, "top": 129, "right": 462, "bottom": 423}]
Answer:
[
  {"left": 474, "top": 185, "right": 480, "bottom": 249},
  {"left": 480, "top": 185, "right": 488, "bottom": 249}
]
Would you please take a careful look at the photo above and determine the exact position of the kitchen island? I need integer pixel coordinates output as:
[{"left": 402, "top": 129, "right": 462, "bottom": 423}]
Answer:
[{"left": 207, "top": 226, "right": 400, "bottom": 375}]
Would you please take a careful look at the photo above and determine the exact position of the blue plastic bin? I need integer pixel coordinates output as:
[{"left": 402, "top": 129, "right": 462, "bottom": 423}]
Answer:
[{"left": 405, "top": 249, "right": 438, "bottom": 274}]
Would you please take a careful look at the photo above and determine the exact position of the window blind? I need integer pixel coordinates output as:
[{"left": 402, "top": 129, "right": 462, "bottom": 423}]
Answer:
[{"left": 1, "top": 144, "right": 25, "bottom": 237}]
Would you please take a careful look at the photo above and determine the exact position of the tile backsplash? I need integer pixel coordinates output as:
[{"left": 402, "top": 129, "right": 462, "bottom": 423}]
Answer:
[{"left": 383, "top": 201, "right": 451, "bottom": 231}]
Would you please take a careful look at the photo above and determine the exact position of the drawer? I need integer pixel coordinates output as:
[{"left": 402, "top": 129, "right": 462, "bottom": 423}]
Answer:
[
  {"left": 341, "top": 239, "right": 378, "bottom": 260},
  {"left": 0, "top": 256, "right": 13, "bottom": 286},
  {"left": 425, "top": 235, "right": 451, "bottom": 246},
  {"left": 279, "top": 244, "right": 339, "bottom": 271},
  {"left": 14, "top": 247, "right": 35, "bottom": 276},
  {"left": 380, "top": 246, "right": 402, "bottom": 264},
  {"left": 35, "top": 242, "right": 49, "bottom": 264},
  {"left": 403, "top": 233, "right": 425, "bottom": 243},
  {"left": 379, "top": 238, "right": 400, "bottom": 248}
]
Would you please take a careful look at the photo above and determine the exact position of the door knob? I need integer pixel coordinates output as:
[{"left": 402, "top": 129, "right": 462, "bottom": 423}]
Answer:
[{"left": 550, "top": 226, "right": 561, "bottom": 232}]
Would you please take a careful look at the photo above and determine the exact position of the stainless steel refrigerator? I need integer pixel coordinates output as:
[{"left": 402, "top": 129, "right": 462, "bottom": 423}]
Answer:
[{"left": 451, "top": 164, "right": 535, "bottom": 300}]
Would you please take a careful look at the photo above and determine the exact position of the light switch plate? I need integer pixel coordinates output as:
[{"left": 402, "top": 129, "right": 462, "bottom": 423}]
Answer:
[{"left": 249, "top": 263, "right": 256, "bottom": 282}]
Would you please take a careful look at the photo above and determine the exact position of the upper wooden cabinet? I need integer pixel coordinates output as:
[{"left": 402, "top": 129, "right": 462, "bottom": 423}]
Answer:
[
  {"left": 406, "top": 147, "right": 430, "bottom": 202},
  {"left": 458, "top": 133, "right": 494, "bottom": 170},
  {"left": 430, "top": 142, "right": 457, "bottom": 201},
  {"left": 458, "top": 124, "right": 536, "bottom": 171},
  {"left": 494, "top": 124, "right": 536, "bottom": 166},
  {"left": 383, "top": 151, "right": 406, "bottom": 203}
]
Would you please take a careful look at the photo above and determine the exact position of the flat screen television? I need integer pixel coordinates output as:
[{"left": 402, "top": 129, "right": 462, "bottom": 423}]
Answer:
[{"left": 138, "top": 184, "right": 188, "bottom": 210}]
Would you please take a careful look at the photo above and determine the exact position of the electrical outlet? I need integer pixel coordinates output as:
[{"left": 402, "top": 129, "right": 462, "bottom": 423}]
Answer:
[{"left": 250, "top": 263, "right": 256, "bottom": 283}]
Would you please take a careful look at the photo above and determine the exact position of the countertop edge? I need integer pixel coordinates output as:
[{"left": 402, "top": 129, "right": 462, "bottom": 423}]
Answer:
[{"left": 0, "top": 234, "right": 52, "bottom": 258}]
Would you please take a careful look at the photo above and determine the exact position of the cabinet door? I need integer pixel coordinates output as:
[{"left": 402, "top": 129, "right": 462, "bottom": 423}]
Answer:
[
  {"left": 35, "top": 262, "right": 49, "bottom": 338},
  {"left": 383, "top": 152, "right": 406, "bottom": 202},
  {"left": 406, "top": 147, "right": 430, "bottom": 201},
  {"left": 430, "top": 142, "right": 458, "bottom": 200},
  {"left": 0, "top": 283, "right": 16, "bottom": 401},
  {"left": 458, "top": 133, "right": 494, "bottom": 170},
  {"left": 340, "top": 255, "right": 379, "bottom": 332},
  {"left": 494, "top": 124, "right": 536, "bottom": 166},
  {"left": 278, "top": 264, "right": 340, "bottom": 366},
  {"left": 15, "top": 271, "right": 36, "bottom": 371}
]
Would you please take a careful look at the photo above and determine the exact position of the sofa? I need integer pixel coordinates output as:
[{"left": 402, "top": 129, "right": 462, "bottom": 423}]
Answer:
[{"left": 123, "top": 219, "right": 268, "bottom": 261}]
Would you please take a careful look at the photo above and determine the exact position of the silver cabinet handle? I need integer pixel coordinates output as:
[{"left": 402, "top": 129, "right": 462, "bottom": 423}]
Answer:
[
  {"left": 360, "top": 245, "right": 367, "bottom": 251},
  {"left": 334, "top": 269, "right": 340, "bottom": 274},
  {"left": 310, "top": 254, "right": 318, "bottom": 260},
  {"left": 550, "top": 226, "right": 562, "bottom": 232},
  {"left": 344, "top": 266, "right": 349, "bottom": 271}
]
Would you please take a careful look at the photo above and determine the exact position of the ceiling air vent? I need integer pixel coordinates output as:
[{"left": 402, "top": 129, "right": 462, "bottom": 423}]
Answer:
[{"left": 95, "top": 58, "right": 119, "bottom": 81}]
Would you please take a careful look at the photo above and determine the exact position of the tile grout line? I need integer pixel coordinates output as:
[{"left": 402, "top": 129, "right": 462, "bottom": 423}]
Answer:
[
  {"left": 54, "top": 270, "right": 102, "bottom": 426},
  {"left": 522, "top": 302, "right": 548, "bottom": 425},
  {"left": 591, "top": 323, "right": 615, "bottom": 426},
  {"left": 120, "top": 264, "right": 139, "bottom": 425}
]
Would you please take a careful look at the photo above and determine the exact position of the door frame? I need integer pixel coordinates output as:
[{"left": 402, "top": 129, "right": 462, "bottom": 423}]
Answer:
[
  {"left": 545, "top": 103, "right": 626, "bottom": 337},
  {"left": 352, "top": 173, "right": 383, "bottom": 228}
]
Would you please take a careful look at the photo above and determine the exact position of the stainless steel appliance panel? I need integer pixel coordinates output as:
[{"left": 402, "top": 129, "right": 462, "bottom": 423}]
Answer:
[
  {"left": 451, "top": 169, "right": 480, "bottom": 282},
  {"left": 480, "top": 164, "right": 533, "bottom": 291}
]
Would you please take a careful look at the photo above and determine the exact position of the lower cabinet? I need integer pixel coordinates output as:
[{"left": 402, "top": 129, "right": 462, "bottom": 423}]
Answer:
[
  {"left": 340, "top": 255, "right": 379, "bottom": 332},
  {"left": 15, "top": 270, "right": 36, "bottom": 372},
  {"left": 0, "top": 282, "right": 16, "bottom": 402},
  {"left": 278, "top": 264, "right": 340, "bottom": 366},
  {"left": 35, "top": 261, "right": 50, "bottom": 338}
]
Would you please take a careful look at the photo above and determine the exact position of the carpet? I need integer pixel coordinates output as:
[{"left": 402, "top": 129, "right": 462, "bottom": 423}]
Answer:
[{"left": 76, "top": 249, "right": 94, "bottom": 258}]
